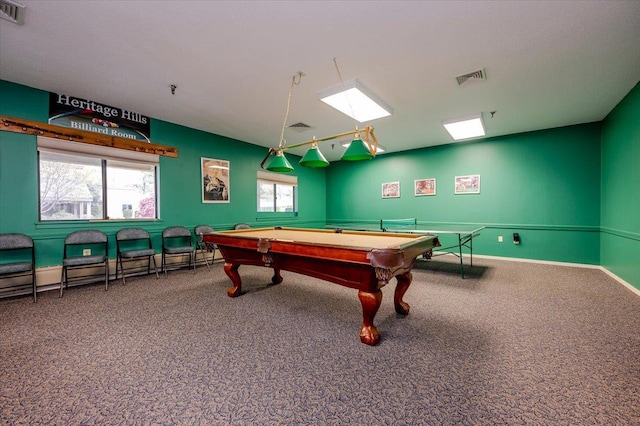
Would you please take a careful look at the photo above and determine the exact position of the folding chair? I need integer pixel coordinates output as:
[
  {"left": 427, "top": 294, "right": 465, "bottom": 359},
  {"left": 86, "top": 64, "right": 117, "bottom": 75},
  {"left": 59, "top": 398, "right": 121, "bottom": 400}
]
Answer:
[
  {"left": 116, "top": 228, "right": 159, "bottom": 284},
  {"left": 0, "top": 233, "right": 36, "bottom": 302},
  {"left": 194, "top": 225, "right": 216, "bottom": 270},
  {"left": 161, "top": 226, "right": 195, "bottom": 276},
  {"left": 60, "top": 230, "right": 109, "bottom": 297}
]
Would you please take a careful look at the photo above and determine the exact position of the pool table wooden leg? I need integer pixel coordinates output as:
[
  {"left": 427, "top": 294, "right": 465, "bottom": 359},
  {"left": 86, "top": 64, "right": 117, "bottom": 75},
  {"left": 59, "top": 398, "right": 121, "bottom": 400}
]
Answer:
[
  {"left": 271, "top": 268, "right": 283, "bottom": 285},
  {"left": 224, "top": 262, "right": 242, "bottom": 297},
  {"left": 358, "top": 289, "right": 382, "bottom": 345},
  {"left": 394, "top": 271, "right": 412, "bottom": 315}
]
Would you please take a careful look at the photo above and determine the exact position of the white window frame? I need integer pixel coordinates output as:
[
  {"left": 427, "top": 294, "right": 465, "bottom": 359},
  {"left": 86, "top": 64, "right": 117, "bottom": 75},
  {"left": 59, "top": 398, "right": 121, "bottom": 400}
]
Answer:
[
  {"left": 257, "top": 171, "right": 298, "bottom": 213},
  {"left": 37, "top": 136, "right": 160, "bottom": 221}
]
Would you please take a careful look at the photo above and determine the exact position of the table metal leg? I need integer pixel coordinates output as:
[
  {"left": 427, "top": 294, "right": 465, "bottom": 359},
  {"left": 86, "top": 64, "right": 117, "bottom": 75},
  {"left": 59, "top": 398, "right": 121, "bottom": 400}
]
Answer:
[{"left": 458, "top": 234, "right": 465, "bottom": 279}]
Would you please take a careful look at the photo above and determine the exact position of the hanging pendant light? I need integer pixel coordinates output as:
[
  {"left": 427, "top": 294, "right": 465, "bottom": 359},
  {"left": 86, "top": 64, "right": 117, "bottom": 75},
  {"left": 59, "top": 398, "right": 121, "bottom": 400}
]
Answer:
[
  {"left": 341, "top": 134, "right": 373, "bottom": 161},
  {"left": 260, "top": 64, "right": 383, "bottom": 171},
  {"left": 299, "top": 142, "right": 329, "bottom": 168},
  {"left": 266, "top": 149, "right": 294, "bottom": 173}
]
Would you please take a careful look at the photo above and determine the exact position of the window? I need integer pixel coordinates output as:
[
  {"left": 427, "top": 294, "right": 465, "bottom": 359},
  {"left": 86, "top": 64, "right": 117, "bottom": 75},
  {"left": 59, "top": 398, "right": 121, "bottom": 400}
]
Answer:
[
  {"left": 257, "top": 171, "right": 297, "bottom": 213},
  {"left": 38, "top": 137, "right": 159, "bottom": 221}
]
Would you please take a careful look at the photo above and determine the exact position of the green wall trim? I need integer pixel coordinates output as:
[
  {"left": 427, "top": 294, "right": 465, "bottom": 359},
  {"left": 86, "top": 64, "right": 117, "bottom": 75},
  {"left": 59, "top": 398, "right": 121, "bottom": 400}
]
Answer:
[
  {"left": 33, "top": 220, "right": 166, "bottom": 239},
  {"left": 481, "top": 223, "right": 600, "bottom": 233},
  {"left": 326, "top": 219, "right": 380, "bottom": 226},
  {"left": 256, "top": 212, "right": 298, "bottom": 220},
  {"left": 35, "top": 219, "right": 163, "bottom": 228},
  {"left": 600, "top": 227, "right": 640, "bottom": 241},
  {"left": 327, "top": 219, "right": 600, "bottom": 233}
]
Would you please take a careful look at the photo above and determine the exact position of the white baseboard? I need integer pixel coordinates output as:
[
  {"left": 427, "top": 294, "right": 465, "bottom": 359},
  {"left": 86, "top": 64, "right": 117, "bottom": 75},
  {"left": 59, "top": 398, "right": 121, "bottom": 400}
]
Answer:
[
  {"left": 35, "top": 253, "right": 217, "bottom": 293},
  {"left": 599, "top": 266, "right": 640, "bottom": 297},
  {"left": 472, "top": 254, "right": 601, "bottom": 269}
]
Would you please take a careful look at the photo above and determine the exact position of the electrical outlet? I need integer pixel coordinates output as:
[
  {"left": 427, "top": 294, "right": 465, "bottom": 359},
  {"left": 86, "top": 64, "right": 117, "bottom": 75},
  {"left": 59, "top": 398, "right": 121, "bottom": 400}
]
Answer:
[
  {"left": 498, "top": 236, "right": 503, "bottom": 243},
  {"left": 83, "top": 249, "right": 91, "bottom": 256}
]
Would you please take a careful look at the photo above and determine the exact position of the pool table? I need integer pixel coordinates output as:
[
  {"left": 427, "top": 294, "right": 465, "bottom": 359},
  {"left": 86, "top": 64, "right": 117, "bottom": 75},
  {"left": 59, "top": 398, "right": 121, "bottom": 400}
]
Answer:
[{"left": 203, "top": 227, "right": 440, "bottom": 345}]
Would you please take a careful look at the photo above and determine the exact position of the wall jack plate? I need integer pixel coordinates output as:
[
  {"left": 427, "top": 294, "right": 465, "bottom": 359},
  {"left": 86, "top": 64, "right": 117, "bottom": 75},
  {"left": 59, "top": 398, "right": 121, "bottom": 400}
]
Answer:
[{"left": 83, "top": 249, "right": 91, "bottom": 256}]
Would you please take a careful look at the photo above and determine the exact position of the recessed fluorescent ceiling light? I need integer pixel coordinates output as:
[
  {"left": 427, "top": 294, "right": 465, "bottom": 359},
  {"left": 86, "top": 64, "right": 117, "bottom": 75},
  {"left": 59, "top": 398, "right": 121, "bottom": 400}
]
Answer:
[
  {"left": 318, "top": 79, "right": 392, "bottom": 123},
  {"left": 341, "top": 141, "right": 385, "bottom": 153},
  {"left": 442, "top": 113, "right": 485, "bottom": 140}
]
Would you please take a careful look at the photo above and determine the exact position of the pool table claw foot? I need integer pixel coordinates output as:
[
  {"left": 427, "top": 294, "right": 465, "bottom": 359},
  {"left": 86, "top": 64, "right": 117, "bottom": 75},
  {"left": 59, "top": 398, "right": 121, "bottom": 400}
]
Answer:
[
  {"left": 360, "top": 325, "right": 381, "bottom": 346},
  {"left": 358, "top": 289, "right": 383, "bottom": 345},
  {"left": 272, "top": 268, "right": 283, "bottom": 285},
  {"left": 227, "top": 285, "right": 242, "bottom": 297},
  {"left": 394, "top": 301, "right": 410, "bottom": 315}
]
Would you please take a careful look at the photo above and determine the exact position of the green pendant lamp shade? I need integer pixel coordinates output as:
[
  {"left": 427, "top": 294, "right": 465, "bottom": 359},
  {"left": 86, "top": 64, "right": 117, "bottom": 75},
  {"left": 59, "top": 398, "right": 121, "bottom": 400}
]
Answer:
[
  {"left": 341, "top": 136, "right": 374, "bottom": 161},
  {"left": 266, "top": 150, "right": 294, "bottom": 173},
  {"left": 299, "top": 144, "right": 329, "bottom": 168}
]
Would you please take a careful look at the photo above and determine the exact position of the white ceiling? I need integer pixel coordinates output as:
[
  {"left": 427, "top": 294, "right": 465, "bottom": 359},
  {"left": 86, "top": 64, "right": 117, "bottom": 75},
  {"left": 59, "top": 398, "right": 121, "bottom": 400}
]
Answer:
[{"left": 1, "top": 1, "right": 639, "bottom": 161}]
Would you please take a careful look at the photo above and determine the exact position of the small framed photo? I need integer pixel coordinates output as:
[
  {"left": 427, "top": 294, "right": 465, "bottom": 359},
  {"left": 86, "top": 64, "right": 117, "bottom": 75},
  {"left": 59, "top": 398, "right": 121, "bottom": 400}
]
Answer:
[
  {"left": 455, "top": 174, "right": 480, "bottom": 194},
  {"left": 415, "top": 178, "right": 436, "bottom": 196},
  {"left": 201, "top": 158, "right": 230, "bottom": 203},
  {"left": 382, "top": 181, "right": 400, "bottom": 198}
]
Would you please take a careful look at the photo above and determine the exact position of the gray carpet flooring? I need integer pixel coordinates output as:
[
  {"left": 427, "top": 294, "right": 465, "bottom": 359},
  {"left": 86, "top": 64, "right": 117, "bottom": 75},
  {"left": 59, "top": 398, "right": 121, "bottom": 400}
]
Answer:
[{"left": 1, "top": 256, "right": 639, "bottom": 425}]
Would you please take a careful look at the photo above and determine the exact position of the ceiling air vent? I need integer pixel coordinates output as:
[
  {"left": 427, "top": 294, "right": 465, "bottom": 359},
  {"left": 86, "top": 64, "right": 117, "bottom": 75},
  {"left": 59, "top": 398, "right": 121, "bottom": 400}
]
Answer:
[
  {"left": 287, "top": 122, "right": 314, "bottom": 133},
  {"left": 455, "top": 68, "right": 486, "bottom": 86},
  {"left": 0, "top": 0, "right": 25, "bottom": 25}
]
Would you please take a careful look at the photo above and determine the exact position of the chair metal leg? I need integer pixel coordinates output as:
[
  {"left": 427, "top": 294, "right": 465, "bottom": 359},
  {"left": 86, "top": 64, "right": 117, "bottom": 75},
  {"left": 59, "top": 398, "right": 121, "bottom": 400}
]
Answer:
[
  {"left": 151, "top": 256, "right": 160, "bottom": 279},
  {"left": 59, "top": 267, "right": 65, "bottom": 298},
  {"left": 119, "top": 256, "right": 127, "bottom": 285},
  {"left": 32, "top": 270, "right": 37, "bottom": 303},
  {"left": 204, "top": 251, "right": 211, "bottom": 269},
  {"left": 162, "top": 252, "right": 167, "bottom": 278},
  {"left": 197, "top": 247, "right": 211, "bottom": 270},
  {"left": 104, "top": 263, "right": 109, "bottom": 291}
]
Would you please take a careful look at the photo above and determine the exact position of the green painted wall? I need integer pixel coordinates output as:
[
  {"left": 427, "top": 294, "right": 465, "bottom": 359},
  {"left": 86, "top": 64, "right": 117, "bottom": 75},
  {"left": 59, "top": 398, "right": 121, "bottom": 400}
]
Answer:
[
  {"left": 600, "top": 81, "right": 640, "bottom": 290},
  {"left": 0, "top": 80, "right": 326, "bottom": 269},
  {"left": 2, "top": 78, "right": 639, "bottom": 291},
  {"left": 327, "top": 124, "right": 602, "bottom": 265}
]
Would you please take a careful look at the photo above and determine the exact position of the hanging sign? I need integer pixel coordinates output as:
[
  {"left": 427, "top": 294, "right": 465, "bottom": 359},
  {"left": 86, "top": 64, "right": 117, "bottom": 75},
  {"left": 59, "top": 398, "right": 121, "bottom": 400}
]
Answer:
[{"left": 48, "top": 92, "right": 151, "bottom": 142}]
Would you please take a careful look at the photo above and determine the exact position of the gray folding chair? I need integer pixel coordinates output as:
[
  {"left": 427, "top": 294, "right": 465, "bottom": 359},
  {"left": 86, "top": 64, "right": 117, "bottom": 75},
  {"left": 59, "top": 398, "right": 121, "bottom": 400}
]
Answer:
[
  {"left": 0, "top": 233, "right": 36, "bottom": 302},
  {"left": 60, "top": 230, "right": 109, "bottom": 297},
  {"left": 234, "top": 223, "right": 250, "bottom": 230},
  {"left": 162, "top": 226, "right": 195, "bottom": 276},
  {"left": 194, "top": 225, "right": 215, "bottom": 270},
  {"left": 116, "top": 228, "right": 159, "bottom": 284}
]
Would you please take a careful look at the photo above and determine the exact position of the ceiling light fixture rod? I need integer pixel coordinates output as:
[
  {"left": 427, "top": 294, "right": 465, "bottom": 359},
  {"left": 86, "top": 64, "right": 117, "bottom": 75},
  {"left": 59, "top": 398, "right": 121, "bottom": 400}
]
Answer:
[
  {"left": 278, "top": 71, "right": 304, "bottom": 149},
  {"left": 287, "top": 126, "right": 376, "bottom": 150},
  {"left": 259, "top": 125, "right": 378, "bottom": 169},
  {"left": 333, "top": 57, "right": 359, "bottom": 129}
]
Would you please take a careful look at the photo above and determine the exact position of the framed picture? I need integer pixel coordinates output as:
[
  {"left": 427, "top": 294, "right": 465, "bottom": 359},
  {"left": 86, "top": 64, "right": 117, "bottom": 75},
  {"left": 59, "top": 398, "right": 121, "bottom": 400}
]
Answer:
[
  {"left": 382, "top": 181, "right": 400, "bottom": 198},
  {"left": 201, "top": 158, "right": 230, "bottom": 203},
  {"left": 454, "top": 174, "right": 480, "bottom": 194},
  {"left": 415, "top": 178, "right": 436, "bottom": 196}
]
